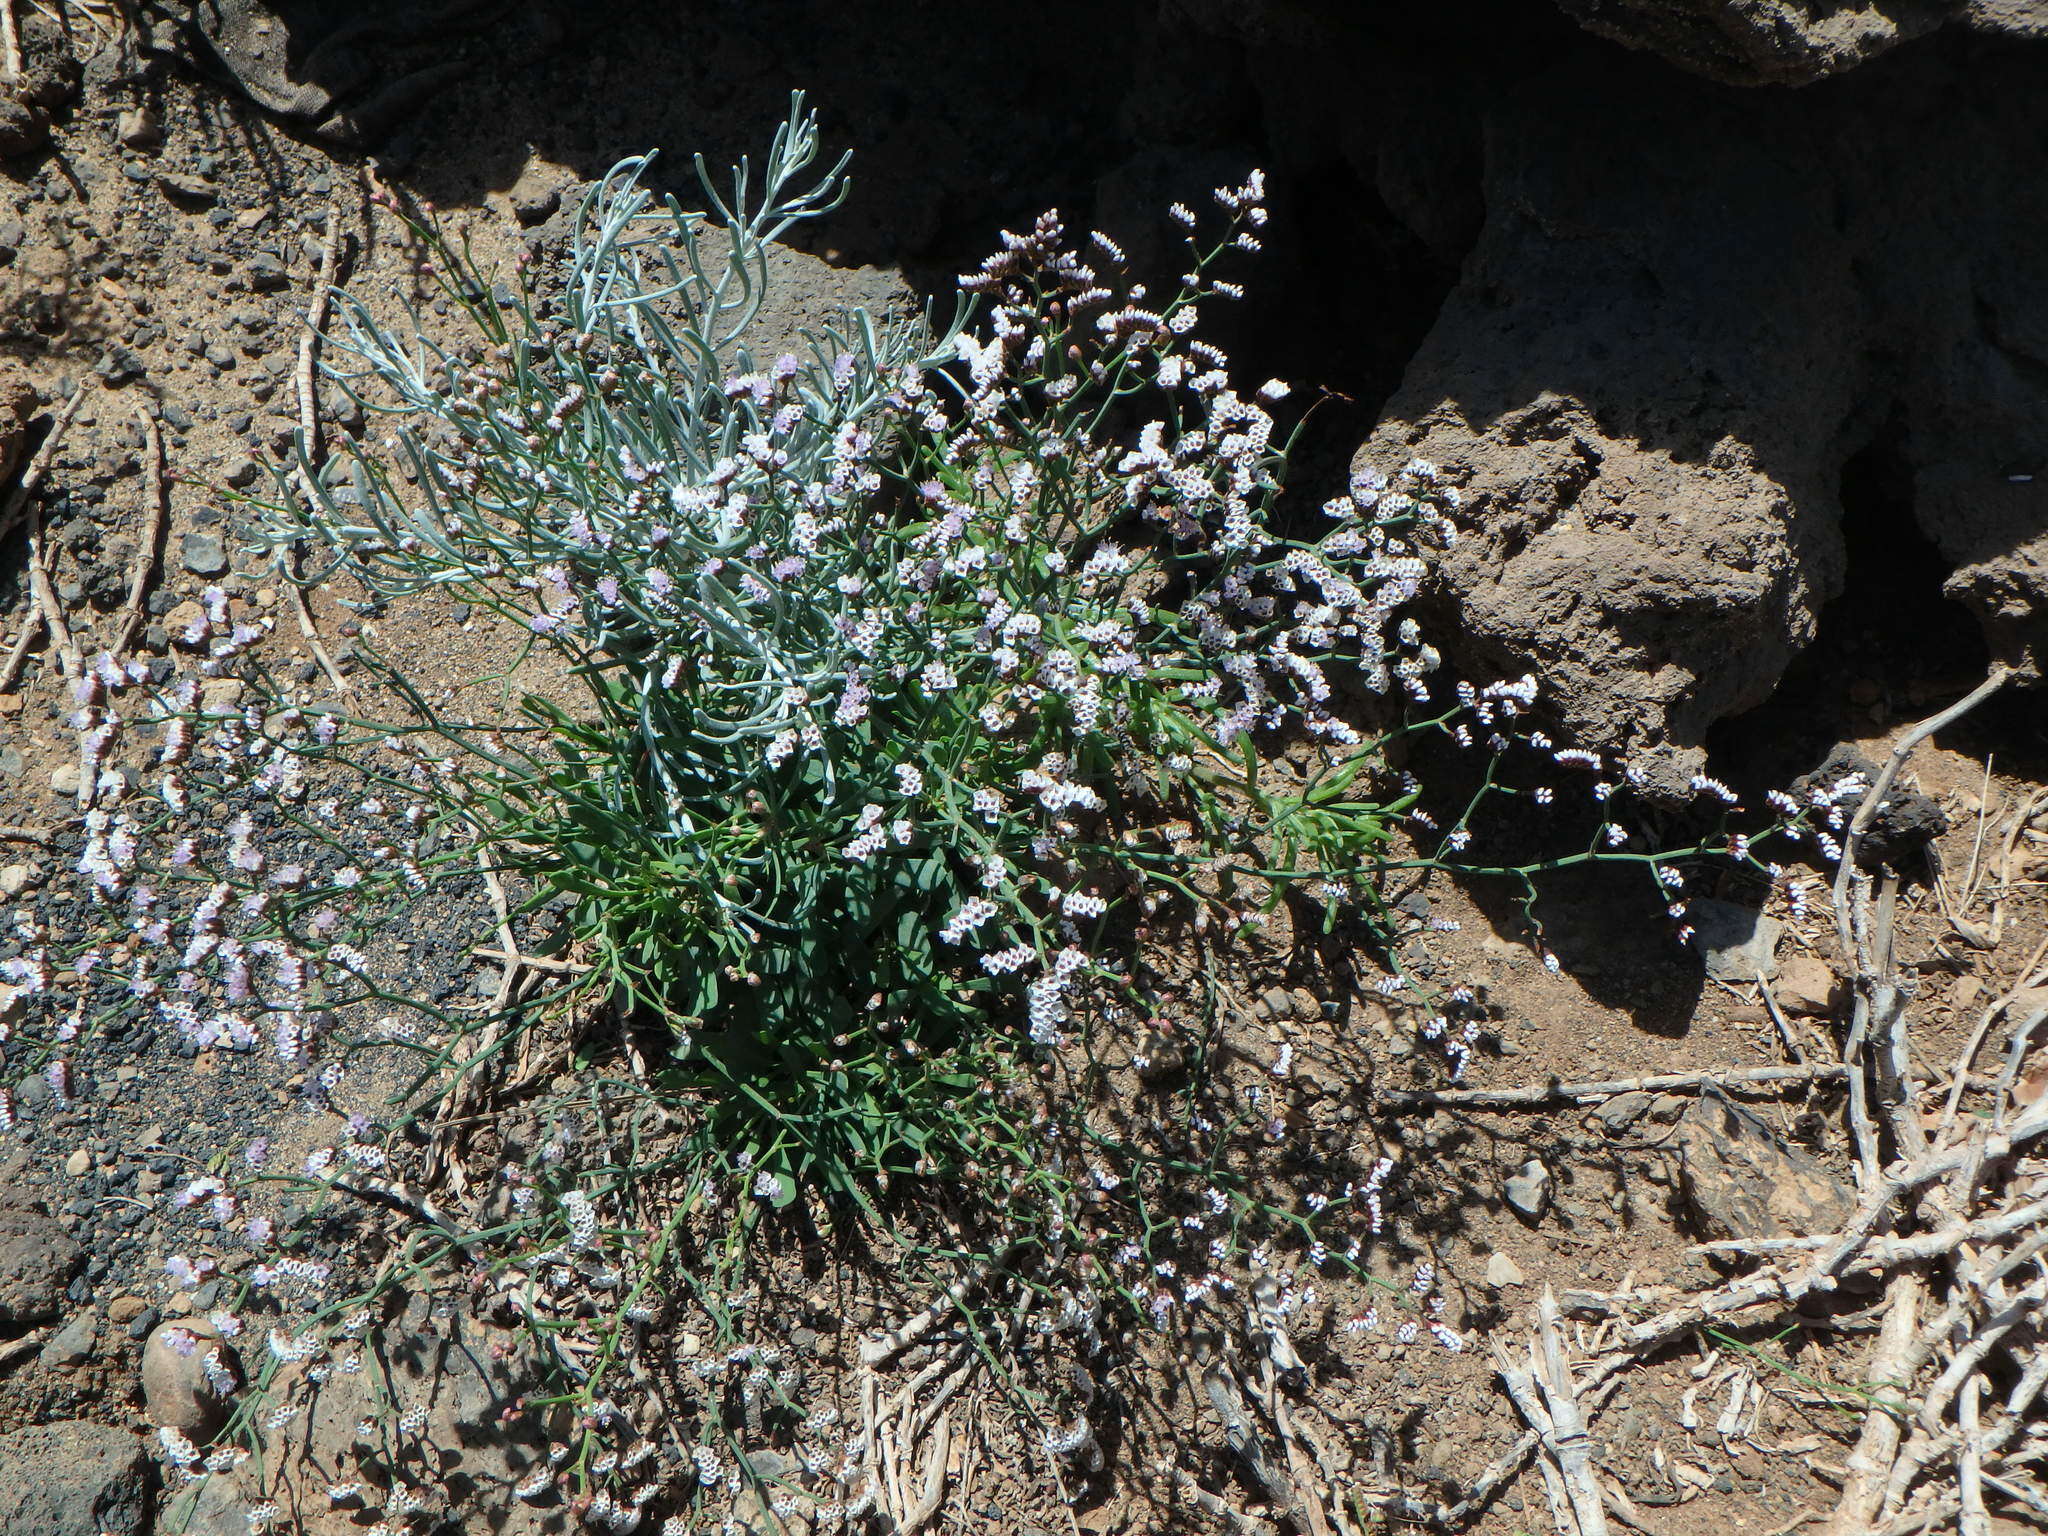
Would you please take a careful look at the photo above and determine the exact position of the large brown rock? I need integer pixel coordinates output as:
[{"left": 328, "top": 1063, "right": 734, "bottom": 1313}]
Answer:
[
  {"left": 1356, "top": 45, "right": 2048, "bottom": 798},
  {"left": 1554, "top": 0, "right": 2048, "bottom": 85}
]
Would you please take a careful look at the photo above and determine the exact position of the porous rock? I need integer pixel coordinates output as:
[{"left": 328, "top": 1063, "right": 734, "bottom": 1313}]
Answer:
[
  {"left": 1554, "top": 0, "right": 2048, "bottom": 87},
  {"left": 0, "top": 1420, "right": 153, "bottom": 1536},
  {"left": 1791, "top": 745, "right": 1946, "bottom": 865},
  {"left": 1553, "top": 0, "right": 1953, "bottom": 86},
  {"left": 0, "top": 15, "right": 80, "bottom": 158},
  {"left": 1355, "top": 47, "right": 2048, "bottom": 800},
  {"left": 0, "top": 1202, "right": 85, "bottom": 1324}
]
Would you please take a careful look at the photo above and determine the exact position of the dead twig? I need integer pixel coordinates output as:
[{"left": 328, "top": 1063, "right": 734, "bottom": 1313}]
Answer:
[
  {"left": 0, "top": 612, "right": 42, "bottom": 692},
  {"left": 1938, "top": 931, "right": 2048, "bottom": 1135},
  {"left": 0, "top": 383, "right": 87, "bottom": 550},
  {"left": 1382, "top": 1063, "right": 1846, "bottom": 1110},
  {"left": 1167, "top": 1466, "right": 1280, "bottom": 1536},
  {"left": 0, "top": 2, "right": 18, "bottom": 88},
  {"left": 897, "top": 1412, "right": 951, "bottom": 1536},
  {"left": 1957, "top": 1373, "right": 1989, "bottom": 1536},
  {"left": 25, "top": 493, "right": 78, "bottom": 683},
  {"left": 1536, "top": 1288, "right": 1609, "bottom": 1536},
  {"left": 1825, "top": 1272, "right": 1922, "bottom": 1536},
  {"left": 859, "top": 1255, "right": 1009, "bottom": 1367},
  {"left": 279, "top": 203, "right": 352, "bottom": 694},
  {"left": 108, "top": 405, "right": 166, "bottom": 657}
]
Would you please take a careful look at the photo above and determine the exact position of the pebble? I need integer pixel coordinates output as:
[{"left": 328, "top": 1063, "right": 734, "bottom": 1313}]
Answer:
[
  {"left": 1504, "top": 1158, "right": 1552, "bottom": 1220},
  {"left": 1773, "top": 953, "right": 1841, "bottom": 1015},
  {"left": 0, "top": 864, "right": 34, "bottom": 896},
  {"left": 106, "top": 1295, "right": 148, "bottom": 1324},
  {"left": 158, "top": 171, "right": 218, "bottom": 206},
  {"left": 198, "top": 678, "right": 245, "bottom": 714},
  {"left": 117, "top": 106, "right": 162, "bottom": 148},
  {"left": 49, "top": 763, "right": 80, "bottom": 795},
  {"left": 1593, "top": 1090, "right": 1656, "bottom": 1131},
  {"left": 64, "top": 1148, "right": 90, "bottom": 1177},
  {"left": 180, "top": 530, "right": 229, "bottom": 576},
  {"left": 39, "top": 1309, "right": 97, "bottom": 1367},
  {"left": 1485, "top": 1251, "right": 1526, "bottom": 1288}
]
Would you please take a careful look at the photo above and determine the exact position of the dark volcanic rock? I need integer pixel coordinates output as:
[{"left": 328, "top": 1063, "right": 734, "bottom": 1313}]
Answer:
[
  {"left": 0, "top": 1421, "right": 153, "bottom": 1536},
  {"left": 0, "top": 1202, "right": 84, "bottom": 1324}
]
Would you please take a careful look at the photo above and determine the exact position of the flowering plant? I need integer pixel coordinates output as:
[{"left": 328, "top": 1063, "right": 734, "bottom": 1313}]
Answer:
[{"left": 262, "top": 97, "right": 1468, "bottom": 1205}]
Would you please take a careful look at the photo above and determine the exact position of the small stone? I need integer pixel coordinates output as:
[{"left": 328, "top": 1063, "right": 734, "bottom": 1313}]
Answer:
[
  {"left": 179, "top": 530, "right": 229, "bottom": 576},
  {"left": 508, "top": 162, "right": 562, "bottom": 226},
  {"left": 0, "top": 745, "right": 21, "bottom": 779},
  {"left": 48, "top": 763, "right": 80, "bottom": 796},
  {"left": 64, "top": 1148, "right": 90, "bottom": 1177},
  {"left": 0, "top": 864, "right": 31, "bottom": 896},
  {"left": 106, "top": 1295, "right": 148, "bottom": 1325},
  {"left": 135, "top": 1169, "right": 162, "bottom": 1195},
  {"left": 95, "top": 345, "right": 145, "bottom": 385},
  {"left": 164, "top": 599, "right": 205, "bottom": 641},
  {"left": 117, "top": 106, "right": 161, "bottom": 147},
  {"left": 39, "top": 1309, "right": 97, "bottom": 1367},
  {"left": 198, "top": 678, "right": 245, "bottom": 714},
  {"left": 1133, "top": 1027, "right": 1185, "bottom": 1083},
  {"left": 679, "top": 1332, "right": 702, "bottom": 1356},
  {"left": 1689, "top": 897, "right": 1782, "bottom": 983},
  {"left": 224, "top": 456, "right": 260, "bottom": 488},
  {"left": 1504, "top": 1158, "right": 1552, "bottom": 1221},
  {"left": 1485, "top": 1251, "right": 1526, "bottom": 1288},
  {"left": 123, "top": 1306, "right": 159, "bottom": 1340},
  {"left": 1592, "top": 1090, "right": 1656, "bottom": 1132},
  {"left": 159, "top": 1471, "right": 247, "bottom": 1536},
  {"left": 142, "top": 1317, "right": 243, "bottom": 1439},
  {"left": 158, "top": 172, "right": 218, "bottom": 207},
  {"left": 246, "top": 252, "right": 289, "bottom": 291},
  {"left": 1773, "top": 953, "right": 1841, "bottom": 1016}
]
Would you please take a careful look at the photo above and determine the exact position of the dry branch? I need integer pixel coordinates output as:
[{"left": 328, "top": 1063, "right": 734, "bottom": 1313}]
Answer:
[
  {"left": 1382, "top": 1063, "right": 1846, "bottom": 1111},
  {"left": 108, "top": 406, "right": 166, "bottom": 656}
]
